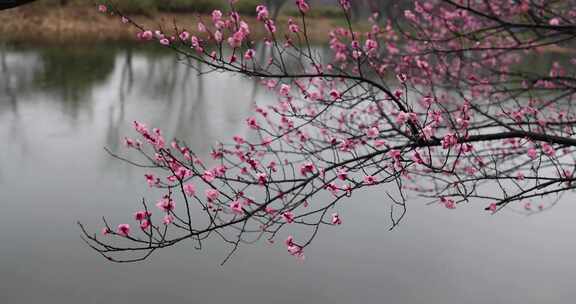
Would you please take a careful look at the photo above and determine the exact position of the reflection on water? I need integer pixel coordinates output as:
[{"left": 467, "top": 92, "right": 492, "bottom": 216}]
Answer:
[
  {"left": 0, "top": 44, "right": 267, "bottom": 158},
  {"left": 1, "top": 44, "right": 576, "bottom": 304}
]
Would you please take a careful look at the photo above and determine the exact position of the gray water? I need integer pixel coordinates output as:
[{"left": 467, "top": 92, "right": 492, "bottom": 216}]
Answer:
[{"left": 1, "top": 44, "right": 575, "bottom": 304}]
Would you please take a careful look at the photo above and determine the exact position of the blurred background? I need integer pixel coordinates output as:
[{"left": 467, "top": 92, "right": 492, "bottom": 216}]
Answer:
[
  {"left": 1, "top": 1, "right": 576, "bottom": 304},
  {"left": 0, "top": 0, "right": 416, "bottom": 43}
]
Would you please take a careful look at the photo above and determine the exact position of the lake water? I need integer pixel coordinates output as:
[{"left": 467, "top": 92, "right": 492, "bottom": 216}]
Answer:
[{"left": 1, "top": 44, "right": 575, "bottom": 303}]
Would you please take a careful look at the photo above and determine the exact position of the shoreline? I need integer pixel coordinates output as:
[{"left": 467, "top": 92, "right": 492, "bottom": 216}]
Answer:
[
  {"left": 1, "top": 5, "right": 573, "bottom": 55},
  {"left": 0, "top": 5, "right": 342, "bottom": 45}
]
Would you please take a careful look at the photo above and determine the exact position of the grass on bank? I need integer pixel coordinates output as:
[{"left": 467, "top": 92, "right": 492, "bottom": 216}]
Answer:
[
  {"left": 0, "top": 1, "right": 357, "bottom": 44},
  {"left": 37, "top": 0, "right": 345, "bottom": 17}
]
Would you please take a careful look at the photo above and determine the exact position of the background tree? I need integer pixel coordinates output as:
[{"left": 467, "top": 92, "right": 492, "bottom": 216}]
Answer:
[
  {"left": 80, "top": 0, "right": 576, "bottom": 263},
  {"left": 265, "top": 0, "right": 289, "bottom": 20},
  {"left": 0, "top": 0, "right": 37, "bottom": 10}
]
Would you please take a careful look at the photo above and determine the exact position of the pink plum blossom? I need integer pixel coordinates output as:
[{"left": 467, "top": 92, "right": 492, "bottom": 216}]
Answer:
[
  {"left": 134, "top": 210, "right": 151, "bottom": 221},
  {"left": 331, "top": 213, "right": 342, "bottom": 225},
  {"left": 117, "top": 224, "right": 131, "bottom": 236},
  {"left": 282, "top": 211, "right": 295, "bottom": 223},
  {"left": 230, "top": 200, "right": 244, "bottom": 215},
  {"left": 527, "top": 148, "right": 538, "bottom": 159},
  {"left": 156, "top": 196, "right": 175, "bottom": 212},
  {"left": 183, "top": 183, "right": 196, "bottom": 196},
  {"left": 365, "top": 126, "right": 379, "bottom": 138},
  {"left": 205, "top": 189, "right": 220, "bottom": 201},
  {"left": 296, "top": 0, "right": 310, "bottom": 13},
  {"left": 487, "top": 203, "right": 497, "bottom": 213},
  {"left": 162, "top": 214, "right": 174, "bottom": 225},
  {"left": 363, "top": 175, "right": 377, "bottom": 185}
]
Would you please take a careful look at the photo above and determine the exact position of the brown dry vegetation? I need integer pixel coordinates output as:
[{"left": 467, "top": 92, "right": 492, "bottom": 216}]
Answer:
[{"left": 0, "top": 4, "right": 348, "bottom": 45}]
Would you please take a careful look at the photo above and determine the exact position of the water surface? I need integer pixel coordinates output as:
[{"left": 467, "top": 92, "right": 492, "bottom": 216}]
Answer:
[{"left": 0, "top": 44, "right": 575, "bottom": 304}]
